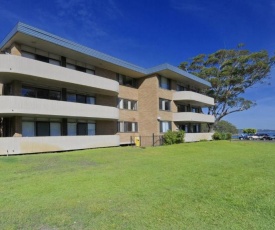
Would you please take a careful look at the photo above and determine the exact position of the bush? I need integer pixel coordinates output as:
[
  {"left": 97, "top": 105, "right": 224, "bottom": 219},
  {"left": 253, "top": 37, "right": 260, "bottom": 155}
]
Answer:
[
  {"left": 212, "top": 132, "right": 232, "bottom": 140},
  {"left": 164, "top": 130, "right": 185, "bottom": 145},
  {"left": 212, "top": 132, "right": 222, "bottom": 140}
]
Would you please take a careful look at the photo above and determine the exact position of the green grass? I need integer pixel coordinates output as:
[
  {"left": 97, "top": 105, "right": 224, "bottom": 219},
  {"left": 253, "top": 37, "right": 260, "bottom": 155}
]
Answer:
[{"left": 1, "top": 141, "right": 275, "bottom": 229}]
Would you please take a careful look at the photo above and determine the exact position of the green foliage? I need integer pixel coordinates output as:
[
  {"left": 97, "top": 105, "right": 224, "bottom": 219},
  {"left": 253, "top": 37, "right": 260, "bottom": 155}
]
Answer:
[
  {"left": 214, "top": 120, "right": 238, "bottom": 134},
  {"left": 212, "top": 132, "right": 232, "bottom": 140},
  {"left": 213, "top": 132, "right": 222, "bottom": 140},
  {"left": 180, "top": 46, "right": 275, "bottom": 131},
  {"left": 163, "top": 130, "right": 185, "bottom": 145},
  {"left": 243, "top": 128, "right": 257, "bottom": 134}
]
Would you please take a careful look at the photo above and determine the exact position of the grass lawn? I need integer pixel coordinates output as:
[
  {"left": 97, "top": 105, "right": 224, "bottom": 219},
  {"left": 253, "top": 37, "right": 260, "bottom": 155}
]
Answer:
[{"left": 1, "top": 141, "right": 275, "bottom": 229}]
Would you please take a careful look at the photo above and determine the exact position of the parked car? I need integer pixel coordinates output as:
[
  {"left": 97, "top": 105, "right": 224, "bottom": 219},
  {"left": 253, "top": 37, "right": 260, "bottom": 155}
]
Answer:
[
  {"left": 239, "top": 134, "right": 260, "bottom": 140},
  {"left": 258, "top": 133, "right": 271, "bottom": 140}
]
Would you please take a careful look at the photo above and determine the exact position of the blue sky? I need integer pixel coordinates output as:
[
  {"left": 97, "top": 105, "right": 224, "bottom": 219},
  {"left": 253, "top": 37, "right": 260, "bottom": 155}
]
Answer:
[{"left": 0, "top": 0, "right": 274, "bottom": 129}]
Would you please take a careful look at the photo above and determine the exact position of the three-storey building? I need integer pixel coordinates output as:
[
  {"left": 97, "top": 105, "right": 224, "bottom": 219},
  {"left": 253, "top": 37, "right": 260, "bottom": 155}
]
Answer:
[{"left": 0, "top": 23, "right": 214, "bottom": 155}]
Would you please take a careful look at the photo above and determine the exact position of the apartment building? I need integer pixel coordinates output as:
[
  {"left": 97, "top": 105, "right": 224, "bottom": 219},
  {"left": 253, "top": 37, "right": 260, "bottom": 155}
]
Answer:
[{"left": 0, "top": 22, "right": 214, "bottom": 155}]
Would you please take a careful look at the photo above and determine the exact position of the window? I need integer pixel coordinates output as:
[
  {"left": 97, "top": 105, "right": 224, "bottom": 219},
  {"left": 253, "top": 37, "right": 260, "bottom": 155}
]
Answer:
[
  {"left": 159, "top": 98, "right": 171, "bottom": 111},
  {"left": 22, "top": 52, "right": 35, "bottom": 59},
  {"left": 22, "top": 121, "right": 61, "bottom": 137},
  {"left": 22, "top": 86, "right": 36, "bottom": 98},
  {"left": 22, "top": 86, "right": 61, "bottom": 101},
  {"left": 37, "top": 88, "right": 49, "bottom": 99},
  {"left": 86, "top": 96, "right": 95, "bottom": 104},
  {"left": 68, "top": 122, "right": 95, "bottom": 136},
  {"left": 177, "top": 104, "right": 186, "bottom": 112},
  {"left": 86, "top": 69, "right": 95, "bottom": 75},
  {"left": 68, "top": 123, "right": 77, "bottom": 136},
  {"left": 176, "top": 85, "right": 187, "bottom": 91},
  {"left": 22, "top": 121, "right": 35, "bottom": 137},
  {"left": 118, "top": 98, "right": 137, "bottom": 110},
  {"left": 160, "top": 121, "right": 171, "bottom": 133},
  {"left": 50, "top": 123, "right": 61, "bottom": 136},
  {"left": 117, "top": 74, "right": 137, "bottom": 88},
  {"left": 191, "top": 107, "right": 200, "bottom": 113},
  {"left": 49, "top": 90, "right": 61, "bottom": 100},
  {"left": 88, "top": 123, "right": 96, "bottom": 135},
  {"left": 118, "top": 122, "right": 138, "bottom": 132},
  {"left": 36, "top": 122, "right": 50, "bottom": 136},
  {"left": 159, "top": 76, "right": 171, "bottom": 90},
  {"left": 67, "top": 93, "right": 95, "bottom": 104},
  {"left": 77, "top": 123, "right": 88, "bottom": 135},
  {"left": 76, "top": 94, "right": 86, "bottom": 104}
]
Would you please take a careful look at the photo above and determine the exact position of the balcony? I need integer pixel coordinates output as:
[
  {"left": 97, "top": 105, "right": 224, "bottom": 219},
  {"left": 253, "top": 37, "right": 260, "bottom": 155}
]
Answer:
[
  {"left": 0, "top": 135, "right": 120, "bottom": 155},
  {"left": 173, "top": 112, "right": 215, "bottom": 123},
  {"left": 0, "top": 55, "right": 119, "bottom": 96},
  {"left": 173, "top": 91, "right": 214, "bottom": 107},
  {"left": 0, "top": 96, "right": 119, "bottom": 120}
]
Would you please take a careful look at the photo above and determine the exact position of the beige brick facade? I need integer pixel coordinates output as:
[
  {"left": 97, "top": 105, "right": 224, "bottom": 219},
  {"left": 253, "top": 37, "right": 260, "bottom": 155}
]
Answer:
[{"left": 10, "top": 43, "right": 22, "bottom": 56}]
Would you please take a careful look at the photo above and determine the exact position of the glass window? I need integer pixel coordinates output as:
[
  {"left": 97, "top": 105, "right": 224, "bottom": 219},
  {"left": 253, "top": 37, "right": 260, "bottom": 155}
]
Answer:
[
  {"left": 49, "top": 59, "right": 60, "bottom": 66},
  {"left": 86, "top": 96, "right": 95, "bottom": 104},
  {"left": 36, "top": 122, "right": 50, "bottom": 136},
  {"left": 118, "top": 98, "right": 137, "bottom": 110},
  {"left": 22, "top": 52, "right": 35, "bottom": 59},
  {"left": 50, "top": 122, "right": 61, "bottom": 136},
  {"left": 76, "top": 94, "right": 86, "bottom": 103},
  {"left": 49, "top": 90, "right": 61, "bottom": 100},
  {"left": 118, "top": 122, "right": 138, "bottom": 132},
  {"left": 67, "top": 93, "right": 76, "bottom": 102},
  {"left": 66, "top": 64, "right": 76, "bottom": 70},
  {"left": 160, "top": 121, "right": 171, "bottom": 133},
  {"left": 159, "top": 76, "right": 171, "bottom": 90},
  {"left": 22, "top": 121, "right": 35, "bottom": 137},
  {"left": 88, "top": 123, "right": 96, "bottom": 135},
  {"left": 117, "top": 74, "right": 136, "bottom": 88},
  {"left": 177, "top": 104, "right": 186, "bottom": 112},
  {"left": 77, "top": 123, "right": 87, "bottom": 135},
  {"left": 36, "top": 55, "right": 49, "bottom": 63},
  {"left": 76, "top": 66, "right": 86, "bottom": 72},
  {"left": 22, "top": 86, "right": 36, "bottom": 98},
  {"left": 37, "top": 88, "right": 49, "bottom": 99},
  {"left": 159, "top": 98, "right": 170, "bottom": 111},
  {"left": 68, "top": 123, "right": 77, "bottom": 136},
  {"left": 86, "top": 69, "right": 95, "bottom": 75}
]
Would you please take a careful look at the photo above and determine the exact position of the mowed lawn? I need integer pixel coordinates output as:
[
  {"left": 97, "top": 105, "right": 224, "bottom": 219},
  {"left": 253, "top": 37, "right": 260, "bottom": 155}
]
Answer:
[{"left": 1, "top": 141, "right": 275, "bottom": 229}]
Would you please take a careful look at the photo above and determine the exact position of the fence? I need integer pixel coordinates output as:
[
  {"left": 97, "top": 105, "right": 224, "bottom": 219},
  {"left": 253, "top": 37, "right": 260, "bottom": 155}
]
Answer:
[{"left": 131, "top": 134, "right": 164, "bottom": 147}]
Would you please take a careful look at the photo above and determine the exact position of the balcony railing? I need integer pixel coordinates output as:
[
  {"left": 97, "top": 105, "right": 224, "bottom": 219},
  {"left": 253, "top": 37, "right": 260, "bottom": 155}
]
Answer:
[
  {"left": 173, "top": 91, "right": 214, "bottom": 107},
  {"left": 173, "top": 112, "right": 215, "bottom": 123},
  {"left": 0, "top": 55, "right": 119, "bottom": 95},
  {"left": 0, "top": 96, "right": 119, "bottom": 120}
]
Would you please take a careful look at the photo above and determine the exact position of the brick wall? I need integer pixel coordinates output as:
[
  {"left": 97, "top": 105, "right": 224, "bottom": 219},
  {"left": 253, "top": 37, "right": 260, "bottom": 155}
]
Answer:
[
  {"left": 10, "top": 43, "right": 22, "bottom": 56},
  {"left": 96, "top": 121, "right": 117, "bottom": 135},
  {"left": 138, "top": 75, "right": 159, "bottom": 135}
]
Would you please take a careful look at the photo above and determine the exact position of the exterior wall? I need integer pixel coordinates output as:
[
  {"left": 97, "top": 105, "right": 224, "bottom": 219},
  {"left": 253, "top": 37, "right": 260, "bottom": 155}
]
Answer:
[
  {"left": 118, "top": 85, "right": 139, "bottom": 143},
  {"left": 10, "top": 43, "right": 22, "bottom": 56},
  {"left": 13, "top": 116, "right": 22, "bottom": 137},
  {"left": 158, "top": 87, "right": 177, "bottom": 131},
  {"left": 138, "top": 75, "right": 159, "bottom": 135},
  {"left": 96, "top": 94, "right": 117, "bottom": 107},
  {"left": 96, "top": 121, "right": 117, "bottom": 135},
  {"left": 0, "top": 135, "right": 120, "bottom": 155},
  {"left": 185, "top": 133, "right": 213, "bottom": 142}
]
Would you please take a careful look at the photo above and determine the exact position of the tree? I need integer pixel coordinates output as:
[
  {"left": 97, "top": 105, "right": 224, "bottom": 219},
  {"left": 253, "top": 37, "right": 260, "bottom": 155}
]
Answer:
[
  {"left": 180, "top": 45, "right": 275, "bottom": 131},
  {"left": 243, "top": 128, "right": 257, "bottom": 134},
  {"left": 214, "top": 120, "right": 238, "bottom": 134}
]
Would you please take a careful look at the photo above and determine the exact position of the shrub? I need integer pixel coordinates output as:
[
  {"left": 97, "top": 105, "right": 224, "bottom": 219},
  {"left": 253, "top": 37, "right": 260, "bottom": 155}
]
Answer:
[
  {"left": 164, "top": 130, "right": 185, "bottom": 145},
  {"left": 226, "top": 133, "right": 232, "bottom": 140},
  {"left": 212, "top": 132, "right": 232, "bottom": 140},
  {"left": 212, "top": 132, "right": 222, "bottom": 140}
]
